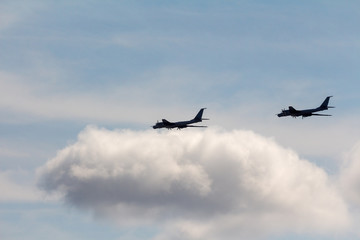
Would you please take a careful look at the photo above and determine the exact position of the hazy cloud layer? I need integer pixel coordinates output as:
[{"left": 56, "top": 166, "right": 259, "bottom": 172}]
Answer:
[
  {"left": 0, "top": 68, "right": 233, "bottom": 124},
  {"left": 0, "top": 170, "right": 41, "bottom": 202},
  {"left": 38, "top": 126, "right": 350, "bottom": 239}
]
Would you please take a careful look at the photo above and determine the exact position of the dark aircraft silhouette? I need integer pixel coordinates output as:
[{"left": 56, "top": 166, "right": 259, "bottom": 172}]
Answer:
[
  {"left": 153, "top": 108, "right": 209, "bottom": 129},
  {"left": 277, "top": 96, "right": 334, "bottom": 118}
]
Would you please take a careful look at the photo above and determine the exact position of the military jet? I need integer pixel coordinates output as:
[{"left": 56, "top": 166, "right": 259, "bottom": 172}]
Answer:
[
  {"left": 277, "top": 96, "right": 334, "bottom": 118},
  {"left": 153, "top": 108, "right": 209, "bottom": 129}
]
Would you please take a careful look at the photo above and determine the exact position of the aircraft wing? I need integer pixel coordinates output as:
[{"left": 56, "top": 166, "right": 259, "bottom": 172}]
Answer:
[
  {"left": 311, "top": 113, "right": 332, "bottom": 116},
  {"left": 186, "top": 125, "right": 207, "bottom": 128}
]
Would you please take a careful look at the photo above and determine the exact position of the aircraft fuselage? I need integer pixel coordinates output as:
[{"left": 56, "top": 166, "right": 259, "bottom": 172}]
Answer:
[
  {"left": 277, "top": 96, "right": 334, "bottom": 118},
  {"left": 153, "top": 108, "right": 208, "bottom": 129}
]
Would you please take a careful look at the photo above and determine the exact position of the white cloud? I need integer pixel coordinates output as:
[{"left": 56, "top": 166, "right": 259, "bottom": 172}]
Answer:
[
  {"left": 340, "top": 142, "right": 360, "bottom": 205},
  {"left": 37, "top": 126, "right": 350, "bottom": 239},
  {"left": 337, "top": 142, "right": 360, "bottom": 239}
]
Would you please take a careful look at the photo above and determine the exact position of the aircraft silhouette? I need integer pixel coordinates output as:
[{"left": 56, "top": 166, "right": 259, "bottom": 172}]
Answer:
[
  {"left": 153, "top": 108, "right": 209, "bottom": 129},
  {"left": 277, "top": 96, "right": 334, "bottom": 118}
]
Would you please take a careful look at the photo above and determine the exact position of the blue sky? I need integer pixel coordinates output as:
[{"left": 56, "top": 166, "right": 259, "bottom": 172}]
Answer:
[{"left": 1, "top": 1, "right": 360, "bottom": 239}]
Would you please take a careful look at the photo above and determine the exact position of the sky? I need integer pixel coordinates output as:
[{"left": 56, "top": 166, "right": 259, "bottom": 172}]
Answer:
[{"left": 1, "top": 1, "right": 360, "bottom": 239}]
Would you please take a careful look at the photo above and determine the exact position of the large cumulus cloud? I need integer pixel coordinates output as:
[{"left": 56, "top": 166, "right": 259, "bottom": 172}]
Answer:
[
  {"left": 37, "top": 126, "right": 350, "bottom": 239},
  {"left": 340, "top": 142, "right": 360, "bottom": 205}
]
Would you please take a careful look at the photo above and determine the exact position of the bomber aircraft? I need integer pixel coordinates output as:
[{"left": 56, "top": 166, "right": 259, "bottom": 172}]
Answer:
[
  {"left": 153, "top": 108, "right": 209, "bottom": 129},
  {"left": 277, "top": 96, "right": 334, "bottom": 118}
]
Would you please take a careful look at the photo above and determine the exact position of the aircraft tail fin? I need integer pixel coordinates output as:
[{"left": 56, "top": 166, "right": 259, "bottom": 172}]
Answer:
[
  {"left": 194, "top": 108, "right": 207, "bottom": 121},
  {"left": 288, "top": 106, "right": 297, "bottom": 113},
  {"left": 162, "top": 119, "right": 172, "bottom": 125},
  {"left": 320, "top": 96, "right": 333, "bottom": 109}
]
